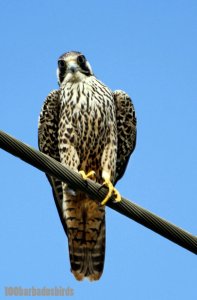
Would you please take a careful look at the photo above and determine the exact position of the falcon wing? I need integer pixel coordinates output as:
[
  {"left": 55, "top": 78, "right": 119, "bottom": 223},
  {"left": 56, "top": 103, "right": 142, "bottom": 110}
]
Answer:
[
  {"left": 38, "top": 90, "right": 67, "bottom": 235},
  {"left": 113, "top": 90, "right": 137, "bottom": 184}
]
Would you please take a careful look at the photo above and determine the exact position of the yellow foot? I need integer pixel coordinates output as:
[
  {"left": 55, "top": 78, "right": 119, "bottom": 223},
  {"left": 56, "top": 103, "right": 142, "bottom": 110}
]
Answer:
[
  {"left": 79, "top": 170, "right": 96, "bottom": 181},
  {"left": 101, "top": 178, "right": 121, "bottom": 205}
]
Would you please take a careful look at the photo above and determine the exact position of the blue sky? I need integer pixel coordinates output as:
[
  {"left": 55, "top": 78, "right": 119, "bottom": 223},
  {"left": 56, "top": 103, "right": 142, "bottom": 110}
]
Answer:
[{"left": 0, "top": 0, "right": 196, "bottom": 299}]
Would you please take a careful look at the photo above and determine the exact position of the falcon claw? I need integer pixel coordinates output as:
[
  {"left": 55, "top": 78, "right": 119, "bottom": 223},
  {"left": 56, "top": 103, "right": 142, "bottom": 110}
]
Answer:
[
  {"left": 79, "top": 170, "right": 96, "bottom": 181},
  {"left": 101, "top": 178, "right": 121, "bottom": 206}
]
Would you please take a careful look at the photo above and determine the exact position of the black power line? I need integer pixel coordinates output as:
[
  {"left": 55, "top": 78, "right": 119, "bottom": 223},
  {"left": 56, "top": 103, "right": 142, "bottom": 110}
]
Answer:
[{"left": 0, "top": 129, "right": 196, "bottom": 254}]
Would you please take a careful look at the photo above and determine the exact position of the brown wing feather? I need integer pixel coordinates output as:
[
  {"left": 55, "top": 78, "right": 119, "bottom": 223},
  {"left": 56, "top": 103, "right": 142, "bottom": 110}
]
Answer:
[
  {"left": 113, "top": 90, "right": 137, "bottom": 184},
  {"left": 38, "top": 90, "right": 67, "bottom": 235}
]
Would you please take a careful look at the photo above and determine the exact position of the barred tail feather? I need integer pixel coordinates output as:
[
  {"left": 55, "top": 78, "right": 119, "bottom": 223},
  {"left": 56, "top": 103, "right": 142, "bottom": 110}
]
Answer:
[
  {"left": 69, "top": 217, "right": 105, "bottom": 281},
  {"left": 64, "top": 194, "right": 105, "bottom": 281}
]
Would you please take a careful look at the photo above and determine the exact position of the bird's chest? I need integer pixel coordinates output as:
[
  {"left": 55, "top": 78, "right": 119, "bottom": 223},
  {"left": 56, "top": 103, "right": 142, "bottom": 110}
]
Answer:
[{"left": 59, "top": 82, "right": 114, "bottom": 142}]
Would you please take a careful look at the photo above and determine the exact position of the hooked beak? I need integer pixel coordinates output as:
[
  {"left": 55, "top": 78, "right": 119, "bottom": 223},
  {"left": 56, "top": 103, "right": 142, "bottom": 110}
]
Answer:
[{"left": 66, "top": 61, "right": 79, "bottom": 74}]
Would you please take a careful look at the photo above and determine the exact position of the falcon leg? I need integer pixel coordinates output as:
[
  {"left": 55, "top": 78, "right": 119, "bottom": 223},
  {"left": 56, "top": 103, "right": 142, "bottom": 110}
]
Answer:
[
  {"left": 101, "top": 171, "right": 121, "bottom": 206},
  {"left": 79, "top": 170, "right": 96, "bottom": 181}
]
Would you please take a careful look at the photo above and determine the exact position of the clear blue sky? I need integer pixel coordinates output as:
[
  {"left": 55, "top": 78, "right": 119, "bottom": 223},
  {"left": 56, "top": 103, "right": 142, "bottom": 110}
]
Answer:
[{"left": 0, "top": 1, "right": 196, "bottom": 299}]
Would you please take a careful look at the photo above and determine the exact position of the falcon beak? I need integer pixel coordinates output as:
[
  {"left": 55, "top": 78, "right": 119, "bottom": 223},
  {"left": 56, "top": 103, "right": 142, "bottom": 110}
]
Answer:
[{"left": 66, "top": 61, "right": 79, "bottom": 74}]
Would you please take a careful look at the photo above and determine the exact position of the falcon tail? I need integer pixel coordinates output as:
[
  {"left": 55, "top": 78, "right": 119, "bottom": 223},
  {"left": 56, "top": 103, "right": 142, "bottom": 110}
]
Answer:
[{"left": 65, "top": 195, "right": 105, "bottom": 281}]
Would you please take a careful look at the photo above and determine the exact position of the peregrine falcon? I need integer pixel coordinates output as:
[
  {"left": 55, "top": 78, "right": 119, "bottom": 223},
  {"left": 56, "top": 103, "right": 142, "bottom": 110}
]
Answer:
[{"left": 38, "top": 51, "right": 136, "bottom": 281}]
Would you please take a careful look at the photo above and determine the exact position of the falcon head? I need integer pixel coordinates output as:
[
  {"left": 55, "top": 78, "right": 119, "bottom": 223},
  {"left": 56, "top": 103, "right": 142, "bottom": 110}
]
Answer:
[{"left": 57, "top": 51, "right": 93, "bottom": 85}]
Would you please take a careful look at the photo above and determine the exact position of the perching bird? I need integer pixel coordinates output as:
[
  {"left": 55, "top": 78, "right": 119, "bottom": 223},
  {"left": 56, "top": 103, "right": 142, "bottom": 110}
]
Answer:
[{"left": 38, "top": 51, "right": 136, "bottom": 281}]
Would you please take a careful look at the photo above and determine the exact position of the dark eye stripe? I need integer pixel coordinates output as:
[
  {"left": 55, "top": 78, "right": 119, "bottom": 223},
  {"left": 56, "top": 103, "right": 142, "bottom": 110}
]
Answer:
[
  {"left": 77, "top": 55, "right": 91, "bottom": 76},
  {"left": 77, "top": 55, "right": 86, "bottom": 65},
  {"left": 58, "top": 60, "right": 66, "bottom": 69},
  {"left": 58, "top": 60, "right": 67, "bottom": 84}
]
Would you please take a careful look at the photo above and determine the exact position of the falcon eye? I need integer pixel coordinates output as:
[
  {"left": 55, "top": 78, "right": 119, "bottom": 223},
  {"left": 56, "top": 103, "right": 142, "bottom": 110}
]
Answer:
[
  {"left": 58, "top": 59, "right": 66, "bottom": 69},
  {"left": 77, "top": 55, "right": 86, "bottom": 65}
]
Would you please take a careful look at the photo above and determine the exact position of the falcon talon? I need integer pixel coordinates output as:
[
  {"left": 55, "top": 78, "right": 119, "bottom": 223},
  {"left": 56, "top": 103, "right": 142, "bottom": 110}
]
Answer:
[
  {"left": 100, "top": 179, "right": 121, "bottom": 205},
  {"left": 101, "top": 189, "right": 121, "bottom": 205},
  {"left": 112, "top": 190, "right": 122, "bottom": 203},
  {"left": 79, "top": 170, "right": 96, "bottom": 181}
]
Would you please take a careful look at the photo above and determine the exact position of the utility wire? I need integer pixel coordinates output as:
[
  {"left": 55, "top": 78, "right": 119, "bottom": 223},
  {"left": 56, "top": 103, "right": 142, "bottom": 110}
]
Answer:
[{"left": 0, "top": 129, "right": 196, "bottom": 254}]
